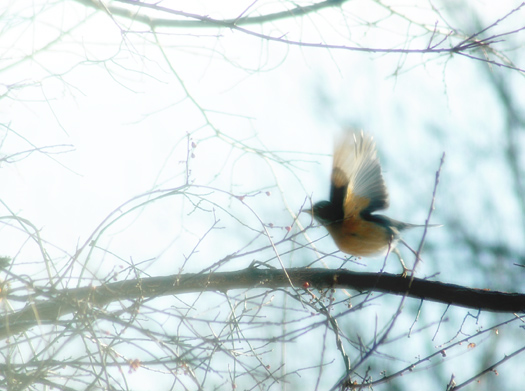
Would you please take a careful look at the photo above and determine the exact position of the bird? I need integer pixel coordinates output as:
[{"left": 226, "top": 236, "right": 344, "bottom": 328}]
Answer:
[{"left": 306, "top": 129, "right": 435, "bottom": 276}]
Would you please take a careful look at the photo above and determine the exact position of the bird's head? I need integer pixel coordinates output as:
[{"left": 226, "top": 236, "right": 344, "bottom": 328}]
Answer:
[{"left": 304, "top": 201, "right": 343, "bottom": 225}]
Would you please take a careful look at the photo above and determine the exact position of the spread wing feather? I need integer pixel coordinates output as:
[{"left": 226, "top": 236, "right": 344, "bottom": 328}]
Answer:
[{"left": 331, "top": 130, "right": 389, "bottom": 216}]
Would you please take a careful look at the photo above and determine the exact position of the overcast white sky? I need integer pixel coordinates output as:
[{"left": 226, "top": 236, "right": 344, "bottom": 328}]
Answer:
[{"left": 1, "top": 0, "right": 525, "bottom": 389}]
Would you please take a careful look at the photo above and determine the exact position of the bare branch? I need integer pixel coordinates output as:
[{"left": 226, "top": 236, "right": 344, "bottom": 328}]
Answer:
[{"left": 2, "top": 267, "right": 524, "bottom": 338}]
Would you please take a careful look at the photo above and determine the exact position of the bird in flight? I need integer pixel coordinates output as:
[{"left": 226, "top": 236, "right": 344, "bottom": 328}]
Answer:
[{"left": 306, "top": 130, "right": 435, "bottom": 276}]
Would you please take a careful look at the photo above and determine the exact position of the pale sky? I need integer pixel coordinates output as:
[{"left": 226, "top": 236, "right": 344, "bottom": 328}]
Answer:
[{"left": 1, "top": 1, "right": 524, "bottom": 390}]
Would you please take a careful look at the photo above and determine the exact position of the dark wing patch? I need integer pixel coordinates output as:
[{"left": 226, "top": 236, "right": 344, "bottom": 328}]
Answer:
[{"left": 330, "top": 166, "right": 348, "bottom": 213}]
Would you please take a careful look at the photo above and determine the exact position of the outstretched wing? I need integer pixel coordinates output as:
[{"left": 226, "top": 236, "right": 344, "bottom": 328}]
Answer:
[{"left": 331, "top": 130, "right": 389, "bottom": 218}]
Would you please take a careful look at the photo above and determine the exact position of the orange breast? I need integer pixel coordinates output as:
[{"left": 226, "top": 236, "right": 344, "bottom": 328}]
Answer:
[{"left": 324, "top": 216, "right": 394, "bottom": 256}]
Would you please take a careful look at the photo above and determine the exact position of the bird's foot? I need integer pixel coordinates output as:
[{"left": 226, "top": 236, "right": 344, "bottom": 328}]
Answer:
[{"left": 399, "top": 266, "right": 412, "bottom": 278}]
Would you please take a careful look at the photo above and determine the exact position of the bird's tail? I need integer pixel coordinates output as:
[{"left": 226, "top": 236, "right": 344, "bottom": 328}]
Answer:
[
  {"left": 367, "top": 213, "right": 442, "bottom": 231},
  {"left": 402, "top": 222, "right": 443, "bottom": 229}
]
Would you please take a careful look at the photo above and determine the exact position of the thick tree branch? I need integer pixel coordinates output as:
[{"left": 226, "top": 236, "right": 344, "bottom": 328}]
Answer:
[{"left": 2, "top": 267, "right": 524, "bottom": 338}]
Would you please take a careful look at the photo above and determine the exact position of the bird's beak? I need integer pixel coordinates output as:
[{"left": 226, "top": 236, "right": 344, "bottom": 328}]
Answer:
[{"left": 302, "top": 208, "right": 313, "bottom": 215}]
